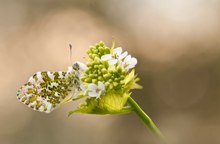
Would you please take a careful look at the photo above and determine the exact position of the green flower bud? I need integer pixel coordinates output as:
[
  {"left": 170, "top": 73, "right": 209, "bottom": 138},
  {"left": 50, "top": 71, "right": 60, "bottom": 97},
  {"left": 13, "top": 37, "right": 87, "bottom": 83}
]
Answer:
[
  {"left": 114, "top": 78, "right": 119, "bottom": 82},
  {"left": 120, "top": 80, "right": 125, "bottom": 85},
  {"left": 94, "top": 65, "right": 98, "bottom": 69},
  {"left": 81, "top": 77, "right": 86, "bottom": 81},
  {"left": 92, "top": 79, "right": 97, "bottom": 84},
  {"left": 105, "top": 82, "right": 110, "bottom": 87},
  {"left": 101, "top": 68, "right": 107, "bottom": 74},
  {"left": 98, "top": 65, "right": 104, "bottom": 69},
  {"left": 113, "top": 82, "right": 118, "bottom": 87},
  {"left": 85, "top": 78, "right": 92, "bottom": 83},
  {"left": 89, "top": 74, "right": 95, "bottom": 78},
  {"left": 98, "top": 76, "right": 103, "bottom": 81},
  {"left": 103, "top": 74, "right": 111, "bottom": 79},
  {"left": 94, "top": 57, "right": 99, "bottom": 61},
  {"left": 109, "top": 84, "right": 113, "bottom": 89}
]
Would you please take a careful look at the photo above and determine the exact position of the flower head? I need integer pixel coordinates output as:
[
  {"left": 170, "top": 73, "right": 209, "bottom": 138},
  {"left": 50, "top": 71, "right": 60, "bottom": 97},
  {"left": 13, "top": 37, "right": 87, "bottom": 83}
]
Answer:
[{"left": 69, "top": 41, "right": 142, "bottom": 115}]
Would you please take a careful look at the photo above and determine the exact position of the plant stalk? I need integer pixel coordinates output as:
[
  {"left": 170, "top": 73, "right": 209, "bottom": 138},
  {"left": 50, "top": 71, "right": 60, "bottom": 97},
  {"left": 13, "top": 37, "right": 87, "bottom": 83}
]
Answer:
[{"left": 127, "top": 97, "right": 165, "bottom": 142}]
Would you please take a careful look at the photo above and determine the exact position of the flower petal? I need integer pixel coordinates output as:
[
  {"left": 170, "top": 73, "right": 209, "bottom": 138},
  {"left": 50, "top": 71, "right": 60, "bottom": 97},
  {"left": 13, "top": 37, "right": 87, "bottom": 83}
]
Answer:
[
  {"left": 101, "top": 54, "right": 112, "bottom": 61},
  {"left": 119, "top": 51, "right": 128, "bottom": 59},
  {"left": 88, "top": 91, "right": 98, "bottom": 97},
  {"left": 88, "top": 83, "right": 97, "bottom": 91},
  {"left": 129, "top": 57, "right": 137, "bottom": 66},
  {"left": 108, "top": 59, "right": 118, "bottom": 65},
  {"left": 126, "top": 58, "right": 137, "bottom": 70},
  {"left": 98, "top": 81, "right": 105, "bottom": 91},
  {"left": 124, "top": 55, "right": 131, "bottom": 63},
  {"left": 96, "top": 91, "right": 102, "bottom": 99},
  {"left": 113, "top": 47, "right": 122, "bottom": 56}
]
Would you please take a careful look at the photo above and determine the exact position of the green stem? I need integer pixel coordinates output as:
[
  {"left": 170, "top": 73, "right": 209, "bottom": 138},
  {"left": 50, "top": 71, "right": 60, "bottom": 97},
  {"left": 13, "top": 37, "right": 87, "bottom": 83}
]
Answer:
[{"left": 127, "top": 97, "right": 165, "bottom": 141}]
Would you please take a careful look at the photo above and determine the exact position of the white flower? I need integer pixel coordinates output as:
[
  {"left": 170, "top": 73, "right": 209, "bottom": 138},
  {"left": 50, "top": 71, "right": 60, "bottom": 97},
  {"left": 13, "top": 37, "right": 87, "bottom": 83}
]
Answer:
[
  {"left": 87, "top": 81, "right": 105, "bottom": 99},
  {"left": 101, "top": 47, "right": 137, "bottom": 70},
  {"left": 114, "top": 47, "right": 137, "bottom": 70},
  {"left": 113, "top": 47, "right": 128, "bottom": 60},
  {"left": 101, "top": 54, "right": 117, "bottom": 65},
  {"left": 122, "top": 55, "right": 137, "bottom": 70},
  {"left": 101, "top": 54, "right": 112, "bottom": 61},
  {"left": 101, "top": 47, "right": 127, "bottom": 65},
  {"left": 108, "top": 59, "right": 118, "bottom": 65}
]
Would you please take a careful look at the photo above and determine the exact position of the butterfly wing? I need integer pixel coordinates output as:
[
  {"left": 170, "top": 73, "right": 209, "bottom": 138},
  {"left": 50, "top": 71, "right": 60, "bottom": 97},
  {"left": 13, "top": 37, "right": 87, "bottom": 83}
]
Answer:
[{"left": 17, "top": 71, "right": 80, "bottom": 113}]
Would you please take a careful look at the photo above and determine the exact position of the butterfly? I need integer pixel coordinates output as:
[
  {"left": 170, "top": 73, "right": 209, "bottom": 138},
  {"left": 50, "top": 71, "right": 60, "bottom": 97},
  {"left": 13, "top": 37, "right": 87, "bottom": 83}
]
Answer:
[{"left": 17, "top": 61, "right": 86, "bottom": 113}]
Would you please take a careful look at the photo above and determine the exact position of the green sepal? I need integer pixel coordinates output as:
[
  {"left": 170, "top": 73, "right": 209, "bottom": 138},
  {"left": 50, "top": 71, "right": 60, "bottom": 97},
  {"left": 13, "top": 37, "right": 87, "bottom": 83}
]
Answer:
[{"left": 124, "top": 69, "right": 143, "bottom": 92}]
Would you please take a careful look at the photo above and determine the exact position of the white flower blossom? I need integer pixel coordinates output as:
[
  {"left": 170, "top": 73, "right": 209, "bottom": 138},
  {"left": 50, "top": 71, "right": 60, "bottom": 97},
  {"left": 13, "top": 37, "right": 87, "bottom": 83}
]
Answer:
[
  {"left": 101, "top": 47, "right": 137, "bottom": 71},
  {"left": 101, "top": 54, "right": 117, "bottom": 65},
  {"left": 122, "top": 55, "right": 137, "bottom": 71},
  {"left": 87, "top": 81, "right": 105, "bottom": 98},
  {"left": 101, "top": 47, "right": 128, "bottom": 65},
  {"left": 101, "top": 54, "right": 112, "bottom": 61},
  {"left": 114, "top": 47, "right": 137, "bottom": 70},
  {"left": 108, "top": 59, "right": 118, "bottom": 65},
  {"left": 113, "top": 47, "right": 128, "bottom": 60}
]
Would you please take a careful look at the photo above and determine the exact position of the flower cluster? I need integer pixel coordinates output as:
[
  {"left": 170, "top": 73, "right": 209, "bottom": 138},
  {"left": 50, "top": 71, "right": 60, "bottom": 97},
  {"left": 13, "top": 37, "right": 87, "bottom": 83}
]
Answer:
[{"left": 69, "top": 41, "right": 142, "bottom": 115}]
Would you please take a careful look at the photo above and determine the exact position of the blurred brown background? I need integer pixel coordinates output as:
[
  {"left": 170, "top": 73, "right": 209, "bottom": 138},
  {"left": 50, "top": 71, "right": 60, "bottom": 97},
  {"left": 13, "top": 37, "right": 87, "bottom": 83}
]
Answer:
[{"left": 1, "top": 0, "right": 220, "bottom": 144}]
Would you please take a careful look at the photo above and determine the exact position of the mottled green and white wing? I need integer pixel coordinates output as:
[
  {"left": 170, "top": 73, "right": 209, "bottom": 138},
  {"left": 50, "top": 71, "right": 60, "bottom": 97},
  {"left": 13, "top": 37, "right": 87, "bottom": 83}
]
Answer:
[
  {"left": 17, "top": 70, "right": 79, "bottom": 113},
  {"left": 17, "top": 62, "right": 86, "bottom": 113}
]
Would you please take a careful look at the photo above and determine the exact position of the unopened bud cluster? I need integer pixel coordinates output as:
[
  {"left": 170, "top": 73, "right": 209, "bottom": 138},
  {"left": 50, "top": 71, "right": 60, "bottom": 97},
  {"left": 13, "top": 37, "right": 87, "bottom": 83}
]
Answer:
[
  {"left": 81, "top": 42, "right": 126, "bottom": 93},
  {"left": 86, "top": 42, "right": 110, "bottom": 60}
]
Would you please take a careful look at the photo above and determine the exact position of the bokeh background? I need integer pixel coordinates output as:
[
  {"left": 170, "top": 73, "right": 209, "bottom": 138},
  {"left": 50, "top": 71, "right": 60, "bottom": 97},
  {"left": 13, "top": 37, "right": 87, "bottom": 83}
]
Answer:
[{"left": 1, "top": 0, "right": 220, "bottom": 144}]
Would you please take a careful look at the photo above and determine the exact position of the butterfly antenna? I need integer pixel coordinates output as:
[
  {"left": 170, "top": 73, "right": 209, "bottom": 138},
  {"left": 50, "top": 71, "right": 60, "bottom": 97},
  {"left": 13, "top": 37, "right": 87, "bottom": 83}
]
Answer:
[{"left": 69, "top": 44, "right": 73, "bottom": 65}]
